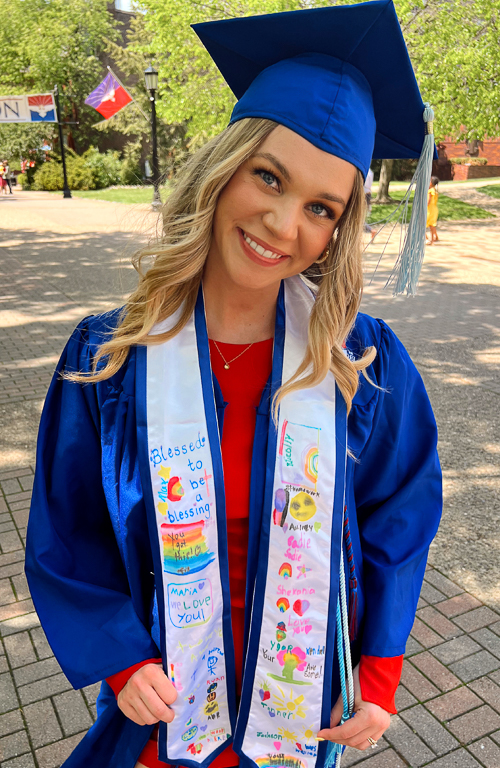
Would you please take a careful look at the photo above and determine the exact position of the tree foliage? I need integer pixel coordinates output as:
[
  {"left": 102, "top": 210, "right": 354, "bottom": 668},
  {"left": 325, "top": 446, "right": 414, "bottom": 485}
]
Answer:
[
  {"left": 0, "top": 0, "right": 119, "bottom": 153},
  {"left": 102, "top": 12, "right": 189, "bottom": 179},
  {"left": 0, "top": 124, "right": 53, "bottom": 168},
  {"left": 137, "top": 0, "right": 500, "bottom": 143},
  {"left": 137, "top": 0, "right": 307, "bottom": 138},
  {"left": 396, "top": 0, "right": 500, "bottom": 142}
]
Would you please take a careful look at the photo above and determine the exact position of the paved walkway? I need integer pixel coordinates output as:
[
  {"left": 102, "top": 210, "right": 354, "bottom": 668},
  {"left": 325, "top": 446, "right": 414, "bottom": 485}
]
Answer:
[{"left": 0, "top": 188, "right": 499, "bottom": 767}]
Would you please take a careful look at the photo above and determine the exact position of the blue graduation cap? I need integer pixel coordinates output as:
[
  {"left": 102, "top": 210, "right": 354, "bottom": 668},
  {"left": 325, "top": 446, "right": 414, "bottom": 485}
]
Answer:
[{"left": 192, "top": 0, "right": 436, "bottom": 295}]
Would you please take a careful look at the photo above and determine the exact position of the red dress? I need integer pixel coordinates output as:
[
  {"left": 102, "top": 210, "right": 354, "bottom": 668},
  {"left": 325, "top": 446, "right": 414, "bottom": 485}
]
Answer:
[{"left": 107, "top": 339, "right": 402, "bottom": 768}]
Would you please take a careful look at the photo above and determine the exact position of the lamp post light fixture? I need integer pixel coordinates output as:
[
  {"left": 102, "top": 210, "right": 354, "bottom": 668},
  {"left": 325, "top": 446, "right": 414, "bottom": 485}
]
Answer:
[{"left": 144, "top": 65, "right": 161, "bottom": 210}]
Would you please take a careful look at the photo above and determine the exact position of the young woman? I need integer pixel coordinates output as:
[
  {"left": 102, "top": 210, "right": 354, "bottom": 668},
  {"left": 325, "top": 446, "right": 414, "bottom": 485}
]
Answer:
[
  {"left": 427, "top": 176, "right": 440, "bottom": 245},
  {"left": 0, "top": 161, "right": 8, "bottom": 195},
  {"left": 25, "top": 3, "right": 442, "bottom": 768}
]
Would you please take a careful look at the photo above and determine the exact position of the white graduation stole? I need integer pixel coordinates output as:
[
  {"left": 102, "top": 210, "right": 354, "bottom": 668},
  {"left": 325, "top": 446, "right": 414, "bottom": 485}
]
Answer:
[{"left": 145, "top": 276, "right": 346, "bottom": 768}]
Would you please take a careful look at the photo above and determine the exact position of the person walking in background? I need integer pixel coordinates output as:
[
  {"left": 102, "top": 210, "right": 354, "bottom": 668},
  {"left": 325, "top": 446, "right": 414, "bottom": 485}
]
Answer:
[
  {"left": 363, "top": 165, "right": 375, "bottom": 240},
  {"left": 3, "top": 161, "right": 13, "bottom": 194},
  {"left": 0, "top": 161, "right": 8, "bottom": 195},
  {"left": 426, "top": 175, "right": 439, "bottom": 244}
]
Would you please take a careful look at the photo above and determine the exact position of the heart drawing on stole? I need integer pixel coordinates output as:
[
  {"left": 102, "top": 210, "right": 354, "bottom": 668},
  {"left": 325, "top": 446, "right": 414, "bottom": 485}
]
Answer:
[
  {"left": 293, "top": 599, "right": 310, "bottom": 616},
  {"left": 274, "top": 742, "right": 282, "bottom": 750}
]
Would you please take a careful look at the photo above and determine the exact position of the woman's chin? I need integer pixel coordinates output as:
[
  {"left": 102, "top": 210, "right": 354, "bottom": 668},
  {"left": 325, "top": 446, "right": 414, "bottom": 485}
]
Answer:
[{"left": 227, "top": 262, "right": 287, "bottom": 292}]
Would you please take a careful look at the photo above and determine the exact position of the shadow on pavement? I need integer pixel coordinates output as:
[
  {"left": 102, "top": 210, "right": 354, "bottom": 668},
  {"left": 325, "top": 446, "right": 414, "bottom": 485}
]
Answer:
[{"left": 0, "top": 223, "right": 499, "bottom": 607}]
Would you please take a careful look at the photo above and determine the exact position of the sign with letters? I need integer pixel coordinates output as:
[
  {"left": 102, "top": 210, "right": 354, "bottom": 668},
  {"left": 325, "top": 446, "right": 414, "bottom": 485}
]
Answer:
[{"left": 0, "top": 94, "right": 57, "bottom": 123}]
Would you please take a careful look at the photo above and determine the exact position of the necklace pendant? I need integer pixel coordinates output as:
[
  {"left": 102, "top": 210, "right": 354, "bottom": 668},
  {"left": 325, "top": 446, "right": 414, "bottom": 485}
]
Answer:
[{"left": 224, "top": 363, "right": 230, "bottom": 370}]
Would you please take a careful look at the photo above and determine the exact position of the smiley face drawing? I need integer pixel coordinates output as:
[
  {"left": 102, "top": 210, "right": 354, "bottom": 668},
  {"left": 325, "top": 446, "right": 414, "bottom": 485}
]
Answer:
[{"left": 290, "top": 491, "right": 317, "bottom": 522}]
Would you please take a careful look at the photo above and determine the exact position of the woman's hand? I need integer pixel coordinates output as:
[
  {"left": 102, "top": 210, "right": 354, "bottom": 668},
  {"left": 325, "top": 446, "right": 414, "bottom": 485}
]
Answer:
[
  {"left": 317, "top": 664, "right": 391, "bottom": 751},
  {"left": 117, "top": 663, "right": 177, "bottom": 726}
]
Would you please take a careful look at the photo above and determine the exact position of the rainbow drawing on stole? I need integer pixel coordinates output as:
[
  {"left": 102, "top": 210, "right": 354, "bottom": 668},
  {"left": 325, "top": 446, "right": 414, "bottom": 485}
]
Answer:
[
  {"left": 161, "top": 520, "right": 215, "bottom": 575},
  {"left": 279, "top": 421, "right": 320, "bottom": 491}
]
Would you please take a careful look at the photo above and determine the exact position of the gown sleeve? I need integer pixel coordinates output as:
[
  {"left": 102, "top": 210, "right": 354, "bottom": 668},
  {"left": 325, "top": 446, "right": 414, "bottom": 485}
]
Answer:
[
  {"left": 25, "top": 319, "right": 159, "bottom": 689},
  {"left": 106, "top": 658, "right": 162, "bottom": 697},
  {"left": 351, "top": 318, "right": 442, "bottom": 691}
]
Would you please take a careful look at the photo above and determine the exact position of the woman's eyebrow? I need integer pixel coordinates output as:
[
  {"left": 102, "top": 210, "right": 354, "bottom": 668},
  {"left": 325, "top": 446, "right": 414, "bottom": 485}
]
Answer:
[
  {"left": 253, "top": 152, "right": 347, "bottom": 209},
  {"left": 317, "top": 191, "right": 347, "bottom": 209},
  {"left": 253, "top": 152, "right": 291, "bottom": 182}
]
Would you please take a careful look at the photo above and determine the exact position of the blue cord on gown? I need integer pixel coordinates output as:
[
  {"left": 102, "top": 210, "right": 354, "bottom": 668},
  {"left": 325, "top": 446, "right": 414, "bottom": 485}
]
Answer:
[{"left": 325, "top": 530, "right": 354, "bottom": 768}]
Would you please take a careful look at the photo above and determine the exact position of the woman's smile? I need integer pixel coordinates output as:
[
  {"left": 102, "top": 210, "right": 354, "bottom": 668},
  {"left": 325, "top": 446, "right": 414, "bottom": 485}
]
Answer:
[{"left": 238, "top": 227, "right": 291, "bottom": 267}]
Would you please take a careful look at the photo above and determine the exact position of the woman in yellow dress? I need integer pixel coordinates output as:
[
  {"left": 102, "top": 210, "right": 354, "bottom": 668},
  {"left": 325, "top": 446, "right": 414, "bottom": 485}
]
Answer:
[{"left": 426, "top": 175, "right": 439, "bottom": 244}]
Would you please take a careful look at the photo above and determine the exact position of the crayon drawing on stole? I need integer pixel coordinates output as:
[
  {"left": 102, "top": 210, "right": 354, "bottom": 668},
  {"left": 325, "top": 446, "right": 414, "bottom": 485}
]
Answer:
[
  {"left": 256, "top": 756, "right": 306, "bottom": 768},
  {"left": 279, "top": 420, "right": 320, "bottom": 492},
  {"left": 150, "top": 430, "right": 230, "bottom": 760},
  {"left": 167, "top": 578, "right": 213, "bottom": 628},
  {"left": 161, "top": 520, "right": 215, "bottom": 575},
  {"left": 256, "top": 416, "right": 323, "bottom": 765}
]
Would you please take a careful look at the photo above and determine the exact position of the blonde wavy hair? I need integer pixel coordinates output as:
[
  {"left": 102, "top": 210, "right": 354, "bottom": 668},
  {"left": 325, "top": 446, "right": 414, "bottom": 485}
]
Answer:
[{"left": 68, "top": 117, "right": 376, "bottom": 415}]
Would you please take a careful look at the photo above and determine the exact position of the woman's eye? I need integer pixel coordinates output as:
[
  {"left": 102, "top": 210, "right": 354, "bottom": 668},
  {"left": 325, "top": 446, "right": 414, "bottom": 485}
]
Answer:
[
  {"left": 260, "top": 170, "right": 278, "bottom": 187},
  {"left": 310, "top": 203, "right": 329, "bottom": 218}
]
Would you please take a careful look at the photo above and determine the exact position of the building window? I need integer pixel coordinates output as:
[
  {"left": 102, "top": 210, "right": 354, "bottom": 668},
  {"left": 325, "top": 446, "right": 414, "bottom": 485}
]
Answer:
[{"left": 115, "top": 0, "right": 134, "bottom": 11}]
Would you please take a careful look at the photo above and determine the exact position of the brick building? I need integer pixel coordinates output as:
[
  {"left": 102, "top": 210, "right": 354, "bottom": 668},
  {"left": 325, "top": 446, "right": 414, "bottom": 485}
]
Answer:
[{"left": 434, "top": 138, "right": 500, "bottom": 180}]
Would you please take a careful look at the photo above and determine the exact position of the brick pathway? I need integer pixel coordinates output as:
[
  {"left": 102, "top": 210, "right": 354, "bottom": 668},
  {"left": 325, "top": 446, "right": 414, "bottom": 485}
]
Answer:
[
  {"left": 0, "top": 468, "right": 100, "bottom": 767},
  {"left": 1, "top": 473, "right": 499, "bottom": 768},
  {"left": 1, "top": 188, "right": 499, "bottom": 767}
]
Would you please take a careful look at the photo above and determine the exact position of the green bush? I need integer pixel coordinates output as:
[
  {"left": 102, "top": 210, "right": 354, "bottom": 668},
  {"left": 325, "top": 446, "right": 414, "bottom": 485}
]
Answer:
[
  {"left": 67, "top": 156, "right": 94, "bottom": 190},
  {"left": 450, "top": 157, "right": 488, "bottom": 166},
  {"left": 83, "top": 147, "right": 122, "bottom": 188},
  {"left": 33, "top": 147, "right": 125, "bottom": 191},
  {"left": 16, "top": 172, "right": 31, "bottom": 189},
  {"left": 120, "top": 142, "right": 143, "bottom": 185},
  {"left": 32, "top": 161, "right": 64, "bottom": 191}
]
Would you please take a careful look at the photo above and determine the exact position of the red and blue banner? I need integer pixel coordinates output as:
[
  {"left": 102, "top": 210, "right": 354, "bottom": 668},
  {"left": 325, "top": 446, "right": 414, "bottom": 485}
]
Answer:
[{"left": 85, "top": 73, "right": 132, "bottom": 119}]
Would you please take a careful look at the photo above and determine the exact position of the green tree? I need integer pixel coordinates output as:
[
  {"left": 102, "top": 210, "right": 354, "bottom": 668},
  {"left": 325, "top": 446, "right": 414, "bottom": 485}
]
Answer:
[
  {"left": 136, "top": 0, "right": 306, "bottom": 139},
  {"left": 402, "top": 0, "right": 500, "bottom": 143},
  {"left": 0, "top": 124, "right": 54, "bottom": 169},
  {"left": 0, "top": 0, "right": 119, "bottom": 153},
  {"left": 375, "top": 0, "right": 500, "bottom": 200},
  {"left": 102, "top": 12, "right": 189, "bottom": 180}
]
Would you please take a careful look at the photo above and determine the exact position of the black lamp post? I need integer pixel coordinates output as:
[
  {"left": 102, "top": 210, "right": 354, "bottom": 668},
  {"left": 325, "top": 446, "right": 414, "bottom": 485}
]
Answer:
[
  {"left": 144, "top": 65, "right": 161, "bottom": 209},
  {"left": 53, "top": 85, "right": 71, "bottom": 199}
]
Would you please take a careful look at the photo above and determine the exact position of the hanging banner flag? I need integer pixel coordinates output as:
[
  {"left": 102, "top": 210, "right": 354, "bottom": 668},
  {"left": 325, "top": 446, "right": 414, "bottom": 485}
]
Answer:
[
  {"left": 85, "top": 72, "right": 132, "bottom": 119},
  {"left": 0, "top": 93, "right": 57, "bottom": 123}
]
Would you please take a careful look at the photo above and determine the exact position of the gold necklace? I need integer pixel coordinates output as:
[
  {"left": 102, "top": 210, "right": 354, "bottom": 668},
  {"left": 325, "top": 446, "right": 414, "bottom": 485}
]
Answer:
[{"left": 212, "top": 340, "right": 254, "bottom": 370}]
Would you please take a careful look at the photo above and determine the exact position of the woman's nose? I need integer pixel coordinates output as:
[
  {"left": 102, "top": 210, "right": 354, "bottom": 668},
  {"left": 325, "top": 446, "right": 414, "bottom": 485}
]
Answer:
[{"left": 262, "top": 202, "right": 301, "bottom": 243}]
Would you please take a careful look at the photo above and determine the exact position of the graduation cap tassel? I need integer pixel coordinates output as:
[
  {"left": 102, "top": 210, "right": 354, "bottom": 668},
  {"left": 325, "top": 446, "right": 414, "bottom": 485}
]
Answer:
[{"left": 387, "top": 104, "right": 435, "bottom": 296}]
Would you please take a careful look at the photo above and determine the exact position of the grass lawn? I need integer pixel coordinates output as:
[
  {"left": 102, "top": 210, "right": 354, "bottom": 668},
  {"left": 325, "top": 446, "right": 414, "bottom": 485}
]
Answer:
[
  {"left": 368, "top": 190, "right": 494, "bottom": 224},
  {"left": 63, "top": 186, "right": 169, "bottom": 204},
  {"left": 478, "top": 184, "right": 500, "bottom": 200}
]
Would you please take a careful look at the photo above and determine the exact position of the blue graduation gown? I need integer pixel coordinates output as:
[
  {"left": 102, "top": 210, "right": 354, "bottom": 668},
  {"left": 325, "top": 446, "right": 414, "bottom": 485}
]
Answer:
[{"left": 25, "top": 309, "right": 442, "bottom": 768}]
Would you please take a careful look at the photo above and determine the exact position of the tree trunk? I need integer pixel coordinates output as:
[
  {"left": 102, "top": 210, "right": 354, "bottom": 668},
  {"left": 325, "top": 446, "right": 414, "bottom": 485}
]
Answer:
[{"left": 374, "top": 158, "right": 394, "bottom": 203}]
